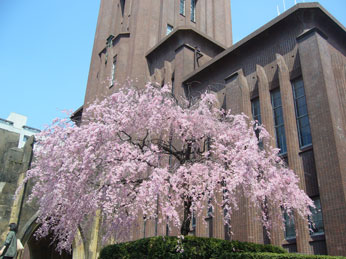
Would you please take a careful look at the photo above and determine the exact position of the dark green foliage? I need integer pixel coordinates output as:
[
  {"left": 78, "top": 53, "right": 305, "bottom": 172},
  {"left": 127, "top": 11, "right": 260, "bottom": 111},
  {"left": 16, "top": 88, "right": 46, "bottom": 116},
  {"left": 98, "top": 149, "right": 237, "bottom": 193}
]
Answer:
[
  {"left": 99, "top": 236, "right": 287, "bottom": 259},
  {"left": 219, "top": 252, "right": 346, "bottom": 259},
  {"left": 99, "top": 236, "right": 346, "bottom": 259}
]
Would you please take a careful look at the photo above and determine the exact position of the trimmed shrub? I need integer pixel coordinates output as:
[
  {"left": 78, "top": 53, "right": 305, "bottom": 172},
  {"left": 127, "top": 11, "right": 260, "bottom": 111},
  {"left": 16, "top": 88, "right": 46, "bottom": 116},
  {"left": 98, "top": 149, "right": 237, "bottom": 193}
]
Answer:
[
  {"left": 99, "top": 236, "right": 287, "bottom": 259},
  {"left": 219, "top": 252, "right": 346, "bottom": 259}
]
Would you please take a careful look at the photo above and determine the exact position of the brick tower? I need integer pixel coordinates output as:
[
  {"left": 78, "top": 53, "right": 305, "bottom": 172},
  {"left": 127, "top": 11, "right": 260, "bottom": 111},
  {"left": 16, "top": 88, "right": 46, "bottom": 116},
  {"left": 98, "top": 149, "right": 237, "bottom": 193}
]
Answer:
[{"left": 83, "top": 0, "right": 232, "bottom": 107}]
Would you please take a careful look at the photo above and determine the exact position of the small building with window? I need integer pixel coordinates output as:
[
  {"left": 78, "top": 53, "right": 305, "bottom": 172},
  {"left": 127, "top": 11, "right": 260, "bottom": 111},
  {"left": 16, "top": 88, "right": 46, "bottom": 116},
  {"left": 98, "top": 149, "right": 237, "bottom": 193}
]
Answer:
[{"left": 0, "top": 113, "right": 40, "bottom": 148}]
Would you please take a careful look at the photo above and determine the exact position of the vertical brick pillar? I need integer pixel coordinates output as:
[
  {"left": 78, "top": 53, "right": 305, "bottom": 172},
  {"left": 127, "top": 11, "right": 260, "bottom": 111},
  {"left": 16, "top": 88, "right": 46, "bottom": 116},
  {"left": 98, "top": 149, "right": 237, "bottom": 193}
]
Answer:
[
  {"left": 132, "top": 210, "right": 144, "bottom": 240},
  {"left": 224, "top": 69, "right": 263, "bottom": 244},
  {"left": 297, "top": 28, "right": 346, "bottom": 256},
  {"left": 166, "top": 44, "right": 195, "bottom": 237},
  {"left": 145, "top": 218, "right": 156, "bottom": 238},
  {"left": 209, "top": 91, "right": 226, "bottom": 240},
  {"left": 276, "top": 53, "right": 311, "bottom": 254},
  {"left": 256, "top": 65, "right": 276, "bottom": 141},
  {"left": 224, "top": 70, "right": 250, "bottom": 115},
  {"left": 196, "top": 206, "right": 209, "bottom": 237},
  {"left": 174, "top": 44, "right": 195, "bottom": 102},
  {"left": 256, "top": 65, "right": 285, "bottom": 247},
  {"left": 9, "top": 137, "right": 34, "bottom": 226},
  {"left": 89, "top": 209, "right": 101, "bottom": 259},
  {"left": 153, "top": 68, "right": 163, "bottom": 86},
  {"left": 163, "top": 61, "right": 173, "bottom": 86},
  {"left": 212, "top": 192, "right": 225, "bottom": 239},
  {"left": 156, "top": 199, "right": 167, "bottom": 236}
]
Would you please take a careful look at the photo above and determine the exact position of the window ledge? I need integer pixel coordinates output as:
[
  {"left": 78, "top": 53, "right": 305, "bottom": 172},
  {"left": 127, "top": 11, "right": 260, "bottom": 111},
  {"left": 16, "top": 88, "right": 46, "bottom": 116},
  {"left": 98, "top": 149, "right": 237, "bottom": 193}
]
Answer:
[
  {"left": 310, "top": 233, "right": 325, "bottom": 241},
  {"left": 279, "top": 152, "right": 288, "bottom": 158},
  {"left": 299, "top": 144, "right": 313, "bottom": 154},
  {"left": 282, "top": 237, "right": 296, "bottom": 245}
]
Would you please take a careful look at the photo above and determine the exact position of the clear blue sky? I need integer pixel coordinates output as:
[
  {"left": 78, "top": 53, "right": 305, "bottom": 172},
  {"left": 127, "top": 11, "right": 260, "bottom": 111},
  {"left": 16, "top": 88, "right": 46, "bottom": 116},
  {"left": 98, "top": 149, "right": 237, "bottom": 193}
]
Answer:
[{"left": 1, "top": 0, "right": 345, "bottom": 130}]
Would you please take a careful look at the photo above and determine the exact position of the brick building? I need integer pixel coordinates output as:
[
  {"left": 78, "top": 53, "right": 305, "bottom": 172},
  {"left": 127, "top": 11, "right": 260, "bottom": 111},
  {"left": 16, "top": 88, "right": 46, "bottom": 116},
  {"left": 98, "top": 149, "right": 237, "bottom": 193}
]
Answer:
[
  {"left": 2, "top": 1, "right": 345, "bottom": 258},
  {"left": 78, "top": 1, "right": 346, "bottom": 256}
]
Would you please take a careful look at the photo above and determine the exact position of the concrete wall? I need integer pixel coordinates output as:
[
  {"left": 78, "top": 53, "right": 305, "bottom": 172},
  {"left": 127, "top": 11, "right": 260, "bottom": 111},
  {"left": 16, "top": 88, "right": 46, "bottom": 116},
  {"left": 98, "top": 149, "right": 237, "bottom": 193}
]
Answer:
[{"left": 0, "top": 129, "right": 21, "bottom": 234}]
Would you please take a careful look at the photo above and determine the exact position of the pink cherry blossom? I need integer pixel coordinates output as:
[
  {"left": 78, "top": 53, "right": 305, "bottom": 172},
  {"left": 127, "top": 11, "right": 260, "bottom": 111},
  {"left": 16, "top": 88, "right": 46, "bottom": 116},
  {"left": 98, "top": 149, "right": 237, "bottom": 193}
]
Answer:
[{"left": 23, "top": 83, "right": 313, "bottom": 251}]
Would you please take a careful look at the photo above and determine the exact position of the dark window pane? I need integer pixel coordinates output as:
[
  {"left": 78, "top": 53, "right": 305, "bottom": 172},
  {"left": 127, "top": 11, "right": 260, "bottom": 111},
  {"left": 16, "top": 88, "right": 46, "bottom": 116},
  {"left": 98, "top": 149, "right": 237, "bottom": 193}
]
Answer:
[
  {"left": 271, "top": 89, "right": 286, "bottom": 154},
  {"left": 299, "top": 116, "right": 310, "bottom": 128},
  {"left": 120, "top": 0, "right": 125, "bottom": 16},
  {"left": 292, "top": 78, "right": 311, "bottom": 147},
  {"left": 180, "top": 0, "right": 185, "bottom": 15},
  {"left": 293, "top": 81, "right": 305, "bottom": 98},
  {"left": 296, "top": 98, "right": 307, "bottom": 117},
  {"left": 300, "top": 122, "right": 312, "bottom": 146},
  {"left": 276, "top": 126, "right": 287, "bottom": 154},
  {"left": 191, "top": 0, "right": 196, "bottom": 22},
  {"left": 166, "top": 24, "right": 173, "bottom": 35},
  {"left": 274, "top": 108, "right": 284, "bottom": 125},
  {"left": 284, "top": 212, "right": 296, "bottom": 239},
  {"left": 310, "top": 198, "right": 324, "bottom": 235},
  {"left": 272, "top": 92, "right": 282, "bottom": 108},
  {"left": 111, "top": 56, "right": 117, "bottom": 86},
  {"left": 251, "top": 98, "right": 262, "bottom": 125}
]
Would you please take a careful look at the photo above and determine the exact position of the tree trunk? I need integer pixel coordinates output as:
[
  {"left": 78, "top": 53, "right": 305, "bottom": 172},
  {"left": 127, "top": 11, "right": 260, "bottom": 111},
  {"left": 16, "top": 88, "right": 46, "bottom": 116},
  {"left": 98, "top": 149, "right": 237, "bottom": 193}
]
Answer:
[{"left": 180, "top": 199, "right": 192, "bottom": 235}]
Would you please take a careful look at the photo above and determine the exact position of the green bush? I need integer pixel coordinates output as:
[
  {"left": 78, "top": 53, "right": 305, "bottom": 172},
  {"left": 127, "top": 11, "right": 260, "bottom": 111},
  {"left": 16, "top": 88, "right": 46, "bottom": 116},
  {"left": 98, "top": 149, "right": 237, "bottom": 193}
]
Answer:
[
  {"left": 99, "top": 236, "right": 287, "bottom": 259},
  {"left": 99, "top": 236, "right": 346, "bottom": 259},
  {"left": 219, "top": 252, "right": 346, "bottom": 259}
]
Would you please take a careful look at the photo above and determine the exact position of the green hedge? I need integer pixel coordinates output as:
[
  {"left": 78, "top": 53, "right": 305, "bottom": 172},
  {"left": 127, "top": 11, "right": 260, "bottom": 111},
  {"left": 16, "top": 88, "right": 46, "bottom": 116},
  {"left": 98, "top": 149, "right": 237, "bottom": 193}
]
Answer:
[
  {"left": 219, "top": 252, "right": 346, "bottom": 259},
  {"left": 99, "top": 236, "right": 286, "bottom": 259},
  {"left": 99, "top": 236, "right": 346, "bottom": 259}
]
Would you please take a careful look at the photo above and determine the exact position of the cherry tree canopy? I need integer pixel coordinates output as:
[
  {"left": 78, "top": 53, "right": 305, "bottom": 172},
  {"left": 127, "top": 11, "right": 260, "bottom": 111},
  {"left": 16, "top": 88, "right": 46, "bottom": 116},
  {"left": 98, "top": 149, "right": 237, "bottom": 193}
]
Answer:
[{"left": 24, "top": 83, "right": 313, "bottom": 251}]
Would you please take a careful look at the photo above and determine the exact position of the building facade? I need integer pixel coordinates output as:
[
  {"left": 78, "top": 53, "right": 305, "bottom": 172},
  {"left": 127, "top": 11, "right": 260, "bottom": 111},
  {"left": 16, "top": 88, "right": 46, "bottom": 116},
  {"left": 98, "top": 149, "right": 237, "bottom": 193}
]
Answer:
[
  {"left": 183, "top": 4, "right": 346, "bottom": 255},
  {"left": 2, "top": 1, "right": 345, "bottom": 258},
  {"left": 0, "top": 113, "right": 40, "bottom": 148},
  {"left": 79, "top": 1, "right": 346, "bottom": 256}
]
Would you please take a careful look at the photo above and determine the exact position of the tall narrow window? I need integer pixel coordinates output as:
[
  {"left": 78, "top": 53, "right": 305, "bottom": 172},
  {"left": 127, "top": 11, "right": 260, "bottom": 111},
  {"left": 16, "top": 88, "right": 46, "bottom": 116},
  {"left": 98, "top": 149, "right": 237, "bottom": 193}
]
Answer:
[
  {"left": 191, "top": 0, "right": 196, "bottom": 22},
  {"left": 284, "top": 212, "right": 296, "bottom": 239},
  {"left": 206, "top": 205, "right": 213, "bottom": 238},
  {"left": 224, "top": 208, "right": 231, "bottom": 241},
  {"left": 166, "top": 24, "right": 173, "bottom": 35},
  {"left": 310, "top": 198, "right": 324, "bottom": 236},
  {"left": 191, "top": 211, "right": 196, "bottom": 235},
  {"left": 251, "top": 98, "right": 262, "bottom": 125},
  {"left": 120, "top": 0, "right": 125, "bottom": 17},
  {"left": 180, "top": 0, "right": 185, "bottom": 15},
  {"left": 271, "top": 89, "right": 287, "bottom": 154},
  {"left": 292, "top": 78, "right": 312, "bottom": 147},
  {"left": 251, "top": 98, "right": 262, "bottom": 142},
  {"left": 111, "top": 56, "right": 117, "bottom": 87}
]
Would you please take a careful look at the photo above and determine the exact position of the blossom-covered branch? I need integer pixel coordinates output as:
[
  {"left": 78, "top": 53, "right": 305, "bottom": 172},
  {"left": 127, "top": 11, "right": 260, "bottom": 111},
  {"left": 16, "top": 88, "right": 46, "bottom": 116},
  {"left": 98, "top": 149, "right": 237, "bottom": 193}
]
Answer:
[{"left": 23, "top": 83, "right": 313, "bottom": 251}]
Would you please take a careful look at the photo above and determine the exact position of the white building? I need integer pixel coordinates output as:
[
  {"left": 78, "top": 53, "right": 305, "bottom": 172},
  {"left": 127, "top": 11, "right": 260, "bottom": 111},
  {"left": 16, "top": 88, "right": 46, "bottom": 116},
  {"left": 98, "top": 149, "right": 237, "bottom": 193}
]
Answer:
[{"left": 0, "top": 113, "right": 40, "bottom": 148}]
